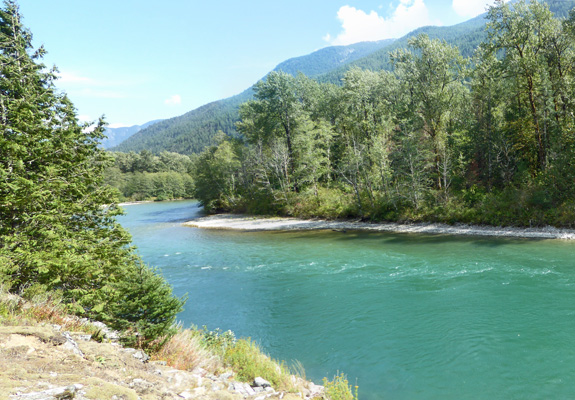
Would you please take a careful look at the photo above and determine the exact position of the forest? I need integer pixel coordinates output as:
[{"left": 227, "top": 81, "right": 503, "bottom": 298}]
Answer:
[
  {"left": 105, "top": 150, "right": 195, "bottom": 201},
  {"left": 192, "top": 0, "right": 575, "bottom": 228}
]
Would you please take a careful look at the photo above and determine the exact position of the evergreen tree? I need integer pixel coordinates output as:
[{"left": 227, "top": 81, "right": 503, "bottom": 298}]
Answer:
[{"left": 0, "top": 1, "right": 183, "bottom": 346}]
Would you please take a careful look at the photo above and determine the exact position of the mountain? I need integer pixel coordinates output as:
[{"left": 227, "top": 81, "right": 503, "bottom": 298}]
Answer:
[
  {"left": 111, "top": 40, "right": 396, "bottom": 155},
  {"left": 318, "top": 14, "right": 487, "bottom": 84},
  {"left": 101, "top": 119, "right": 162, "bottom": 149},
  {"left": 112, "top": 0, "right": 575, "bottom": 156},
  {"left": 272, "top": 39, "right": 395, "bottom": 77}
]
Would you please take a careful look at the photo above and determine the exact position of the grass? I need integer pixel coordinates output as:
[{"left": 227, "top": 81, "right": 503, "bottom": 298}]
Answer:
[
  {"left": 151, "top": 327, "right": 222, "bottom": 372},
  {"left": 1, "top": 286, "right": 359, "bottom": 399},
  {"left": 0, "top": 285, "right": 101, "bottom": 338},
  {"left": 223, "top": 338, "right": 298, "bottom": 391},
  {"left": 152, "top": 325, "right": 306, "bottom": 393}
]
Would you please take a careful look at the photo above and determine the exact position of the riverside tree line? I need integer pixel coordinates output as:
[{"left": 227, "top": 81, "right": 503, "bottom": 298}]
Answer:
[{"left": 192, "top": 0, "right": 575, "bottom": 227}]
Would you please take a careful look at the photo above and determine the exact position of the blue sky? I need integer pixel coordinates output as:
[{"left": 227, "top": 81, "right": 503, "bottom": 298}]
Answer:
[{"left": 17, "top": 0, "right": 501, "bottom": 127}]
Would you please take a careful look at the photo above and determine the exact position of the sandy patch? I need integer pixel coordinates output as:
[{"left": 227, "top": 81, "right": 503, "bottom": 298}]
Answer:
[{"left": 183, "top": 214, "right": 575, "bottom": 240}]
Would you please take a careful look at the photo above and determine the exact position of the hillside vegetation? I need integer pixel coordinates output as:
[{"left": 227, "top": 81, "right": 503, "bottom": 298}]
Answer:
[
  {"left": 110, "top": 1, "right": 575, "bottom": 157},
  {"left": 0, "top": 0, "right": 183, "bottom": 349},
  {"left": 192, "top": 0, "right": 575, "bottom": 229},
  {"left": 111, "top": 41, "right": 397, "bottom": 154}
]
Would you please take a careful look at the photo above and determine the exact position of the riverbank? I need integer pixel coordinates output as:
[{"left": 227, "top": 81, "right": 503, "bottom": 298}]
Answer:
[
  {"left": 0, "top": 291, "right": 326, "bottom": 400},
  {"left": 184, "top": 214, "right": 575, "bottom": 240}
]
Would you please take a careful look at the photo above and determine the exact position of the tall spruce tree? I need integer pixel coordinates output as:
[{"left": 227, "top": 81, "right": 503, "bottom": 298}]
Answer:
[{"left": 0, "top": 0, "right": 183, "bottom": 346}]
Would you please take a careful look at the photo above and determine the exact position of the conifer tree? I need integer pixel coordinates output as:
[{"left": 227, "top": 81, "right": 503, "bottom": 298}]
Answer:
[{"left": 0, "top": 0, "right": 183, "bottom": 346}]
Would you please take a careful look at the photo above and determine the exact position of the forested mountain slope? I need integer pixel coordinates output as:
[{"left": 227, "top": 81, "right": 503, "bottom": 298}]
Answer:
[
  {"left": 112, "top": 92, "right": 249, "bottom": 154},
  {"left": 320, "top": 0, "right": 575, "bottom": 83},
  {"left": 112, "top": 40, "right": 395, "bottom": 154},
  {"left": 101, "top": 119, "right": 162, "bottom": 149},
  {"left": 113, "top": 0, "right": 574, "bottom": 156}
]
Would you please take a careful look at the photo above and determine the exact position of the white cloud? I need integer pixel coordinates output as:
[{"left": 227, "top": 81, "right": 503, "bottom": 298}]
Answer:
[
  {"left": 326, "top": 0, "right": 439, "bottom": 45},
  {"left": 164, "top": 94, "right": 182, "bottom": 105},
  {"left": 452, "top": 0, "right": 509, "bottom": 18}
]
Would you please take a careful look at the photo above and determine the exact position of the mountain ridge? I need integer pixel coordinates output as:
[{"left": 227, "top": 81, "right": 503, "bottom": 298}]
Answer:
[
  {"left": 111, "top": 40, "right": 396, "bottom": 154},
  {"left": 112, "top": 0, "right": 575, "bottom": 155}
]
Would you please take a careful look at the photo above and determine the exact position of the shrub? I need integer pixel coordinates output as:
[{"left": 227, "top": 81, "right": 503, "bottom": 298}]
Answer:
[{"left": 323, "top": 373, "right": 358, "bottom": 400}]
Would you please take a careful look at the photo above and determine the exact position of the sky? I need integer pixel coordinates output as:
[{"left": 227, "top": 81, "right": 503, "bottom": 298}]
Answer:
[{"left": 17, "top": 0, "right": 503, "bottom": 128}]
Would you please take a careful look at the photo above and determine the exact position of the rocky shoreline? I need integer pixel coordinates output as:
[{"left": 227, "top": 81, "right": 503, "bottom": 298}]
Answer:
[
  {"left": 184, "top": 214, "right": 575, "bottom": 240},
  {"left": 1, "top": 321, "right": 324, "bottom": 400}
]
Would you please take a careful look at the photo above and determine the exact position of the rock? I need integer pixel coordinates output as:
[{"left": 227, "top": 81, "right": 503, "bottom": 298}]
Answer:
[
  {"left": 70, "top": 333, "right": 92, "bottom": 342},
  {"left": 129, "top": 378, "right": 153, "bottom": 394},
  {"left": 219, "top": 372, "right": 233, "bottom": 381},
  {"left": 193, "top": 387, "right": 207, "bottom": 395},
  {"left": 253, "top": 377, "right": 272, "bottom": 388},
  {"left": 245, "top": 384, "right": 256, "bottom": 396},
  {"left": 191, "top": 366, "right": 207, "bottom": 376},
  {"left": 178, "top": 390, "right": 193, "bottom": 399},
  {"left": 60, "top": 332, "right": 84, "bottom": 357},
  {"left": 308, "top": 383, "right": 325, "bottom": 398},
  {"left": 132, "top": 349, "right": 150, "bottom": 362},
  {"left": 90, "top": 321, "right": 120, "bottom": 342},
  {"left": 9, "top": 384, "right": 78, "bottom": 399}
]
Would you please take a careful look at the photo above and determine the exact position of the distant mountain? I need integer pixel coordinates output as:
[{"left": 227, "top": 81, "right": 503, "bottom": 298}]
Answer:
[
  {"left": 111, "top": 40, "right": 396, "bottom": 155},
  {"left": 101, "top": 119, "right": 162, "bottom": 149},
  {"left": 113, "top": 0, "right": 575, "bottom": 156},
  {"left": 272, "top": 39, "right": 395, "bottom": 77}
]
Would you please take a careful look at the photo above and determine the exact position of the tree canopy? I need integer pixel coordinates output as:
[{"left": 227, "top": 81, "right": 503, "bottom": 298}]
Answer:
[
  {"left": 193, "top": 0, "right": 575, "bottom": 227},
  {"left": 0, "top": 0, "right": 183, "bottom": 348}
]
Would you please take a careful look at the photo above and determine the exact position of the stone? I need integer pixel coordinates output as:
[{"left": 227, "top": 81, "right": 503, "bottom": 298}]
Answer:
[
  {"left": 219, "top": 372, "right": 233, "bottom": 381},
  {"left": 132, "top": 349, "right": 150, "bottom": 362},
  {"left": 9, "top": 384, "right": 77, "bottom": 399},
  {"left": 254, "top": 377, "right": 272, "bottom": 388},
  {"left": 60, "top": 332, "right": 84, "bottom": 357},
  {"left": 178, "top": 391, "right": 193, "bottom": 399},
  {"left": 245, "top": 384, "right": 256, "bottom": 396},
  {"left": 193, "top": 387, "right": 207, "bottom": 395},
  {"left": 71, "top": 333, "right": 92, "bottom": 342},
  {"left": 129, "top": 378, "right": 153, "bottom": 394},
  {"left": 192, "top": 366, "right": 207, "bottom": 376}
]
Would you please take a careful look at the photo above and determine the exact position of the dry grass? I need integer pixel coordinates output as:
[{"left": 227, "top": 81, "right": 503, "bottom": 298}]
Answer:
[
  {"left": 0, "top": 288, "right": 99, "bottom": 337},
  {"left": 151, "top": 328, "right": 223, "bottom": 373}
]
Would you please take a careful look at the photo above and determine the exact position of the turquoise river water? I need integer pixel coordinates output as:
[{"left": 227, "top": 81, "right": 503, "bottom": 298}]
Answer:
[{"left": 118, "top": 200, "right": 575, "bottom": 400}]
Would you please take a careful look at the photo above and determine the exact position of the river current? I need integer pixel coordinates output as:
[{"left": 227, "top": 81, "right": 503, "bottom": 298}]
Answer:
[{"left": 118, "top": 200, "right": 575, "bottom": 400}]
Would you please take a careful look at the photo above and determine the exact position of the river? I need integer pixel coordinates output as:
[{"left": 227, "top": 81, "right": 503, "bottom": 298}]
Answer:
[{"left": 118, "top": 200, "right": 575, "bottom": 400}]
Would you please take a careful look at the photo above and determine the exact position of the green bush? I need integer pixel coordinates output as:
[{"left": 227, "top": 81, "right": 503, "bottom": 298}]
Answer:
[{"left": 323, "top": 373, "right": 358, "bottom": 400}]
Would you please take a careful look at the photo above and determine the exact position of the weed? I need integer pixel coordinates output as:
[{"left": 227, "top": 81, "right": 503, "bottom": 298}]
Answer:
[{"left": 323, "top": 372, "right": 358, "bottom": 400}]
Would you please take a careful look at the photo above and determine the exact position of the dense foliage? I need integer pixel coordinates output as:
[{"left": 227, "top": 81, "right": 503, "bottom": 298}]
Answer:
[
  {"left": 0, "top": 1, "right": 183, "bottom": 348},
  {"left": 105, "top": 150, "right": 195, "bottom": 201},
  {"left": 112, "top": 93, "right": 248, "bottom": 154},
  {"left": 193, "top": 0, "right": 575, "bottom": 228}
]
